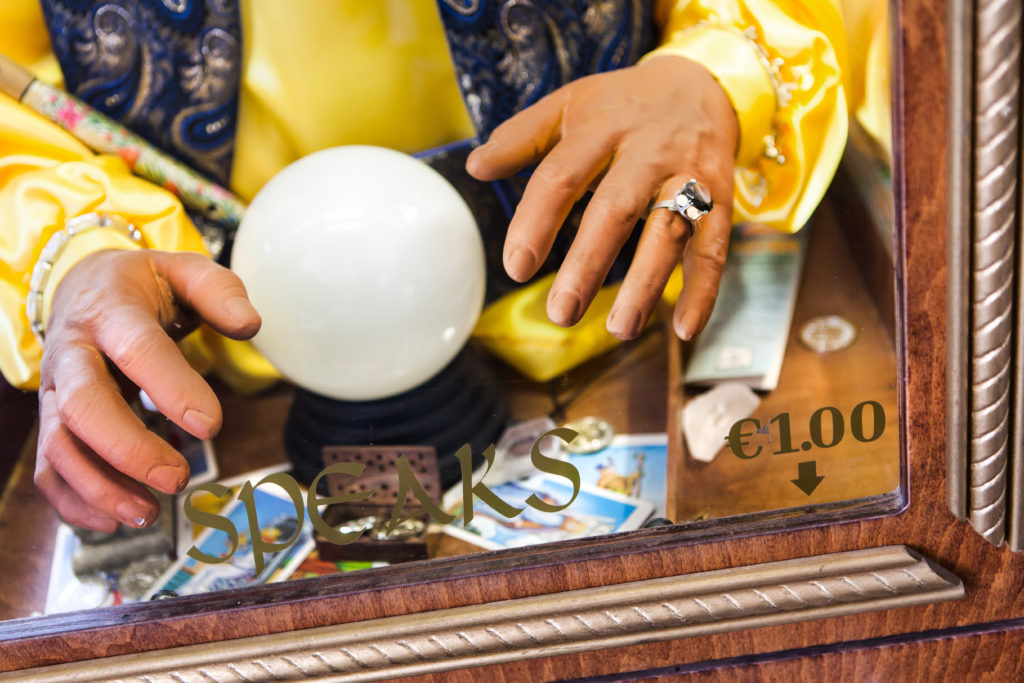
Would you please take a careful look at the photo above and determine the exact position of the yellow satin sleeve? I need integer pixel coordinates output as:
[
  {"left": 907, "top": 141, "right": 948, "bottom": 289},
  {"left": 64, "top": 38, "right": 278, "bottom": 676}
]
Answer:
[
  {"left": 648, "top": 0, "right": 849, "bottom": 233},
  {"left": 0, "top": 96, "right": 206, "bottom": 389}
]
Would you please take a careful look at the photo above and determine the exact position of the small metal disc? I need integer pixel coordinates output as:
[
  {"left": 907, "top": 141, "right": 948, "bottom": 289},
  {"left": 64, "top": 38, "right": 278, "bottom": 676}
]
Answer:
[
  {"left": 562, "top": 416, "right": 614, "bottom": 454},
  {"left": 150, "top": 589, "right": 179, "bottom": 601},
  {"left": 118, "top": 555, "right": 172, "bottom": 601},
  {"left": 799, "top": 315, "right": 858, "bottom": 353}
]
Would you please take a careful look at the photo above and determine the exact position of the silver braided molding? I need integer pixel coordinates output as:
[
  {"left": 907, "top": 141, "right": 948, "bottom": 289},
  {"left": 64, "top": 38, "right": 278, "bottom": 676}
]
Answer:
[
  {"left": 17, "top": 546, "right": 962, "bottom": 682},
  {"left": 968, "top": 0, "right": 1020, "bottom": 546}
]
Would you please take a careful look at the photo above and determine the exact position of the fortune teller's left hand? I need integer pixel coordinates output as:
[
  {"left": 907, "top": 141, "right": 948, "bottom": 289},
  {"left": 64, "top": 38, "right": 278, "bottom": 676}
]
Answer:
[{"left": 466, "top": 54, "right": 738, "bottom": 342}]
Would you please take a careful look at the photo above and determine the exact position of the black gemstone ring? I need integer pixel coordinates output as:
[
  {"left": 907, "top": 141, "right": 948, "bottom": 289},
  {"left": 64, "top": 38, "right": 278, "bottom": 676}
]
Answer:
[{"left": 650, "top": 179, "right": 713, "bottom": 230}]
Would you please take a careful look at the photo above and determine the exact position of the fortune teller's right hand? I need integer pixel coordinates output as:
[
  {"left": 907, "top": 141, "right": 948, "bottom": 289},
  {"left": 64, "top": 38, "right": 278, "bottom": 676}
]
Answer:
[{"left": 34, "top": 249, "right": 261, "bottom": 532}]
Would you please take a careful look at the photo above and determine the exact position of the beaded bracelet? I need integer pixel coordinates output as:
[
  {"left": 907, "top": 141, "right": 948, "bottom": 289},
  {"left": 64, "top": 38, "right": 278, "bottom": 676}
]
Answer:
[
  {"left": 738, "top": 26, "right": 796, "bottom": 166},
  {"left": 27, "top": 213, "right": 143, "bottom": 344},
  {"left": 672, "top": 21, "right": 796, "bottom": 168}
]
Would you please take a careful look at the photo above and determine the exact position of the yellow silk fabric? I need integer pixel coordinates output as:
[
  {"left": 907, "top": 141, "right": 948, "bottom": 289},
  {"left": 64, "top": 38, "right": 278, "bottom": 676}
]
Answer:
[
  {"left": 0, "top": 0, "right": 884, "bottom": 389},
  {"left": 0, "top": 0, "right": 62, "bottom": 86},
  {"left": 476, "top": 270, "right": 684, "bottom": 382},
  {"left": 0, "top": 97, "right": 206, "bottom": 389},
  {"left": 229, "top": 0, "right": 475, "bottom": 201},
  {"left": 841, "top": 0, "right": 891, "bottom": 162}
]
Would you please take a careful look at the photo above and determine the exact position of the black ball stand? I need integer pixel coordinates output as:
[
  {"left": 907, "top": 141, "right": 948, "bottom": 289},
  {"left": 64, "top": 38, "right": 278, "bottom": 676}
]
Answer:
[{"left": 284, "top": 347, "right": 508, "bottom": 489}]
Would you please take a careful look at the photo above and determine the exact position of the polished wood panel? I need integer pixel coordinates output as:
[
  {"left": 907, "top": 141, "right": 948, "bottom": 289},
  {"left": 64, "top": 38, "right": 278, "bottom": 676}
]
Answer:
[
  {"left": 646, "top": 620, "right": 1024, "bottom": 681},
  {"left": 392, "top": 621, "right": 1024, "bottom": 682}
]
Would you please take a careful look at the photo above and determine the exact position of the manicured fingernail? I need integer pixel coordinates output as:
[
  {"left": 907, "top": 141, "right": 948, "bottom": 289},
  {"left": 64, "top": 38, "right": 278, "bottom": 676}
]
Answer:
[
  {"left": 505, "top": 246, "right": 536, "bottom": 281},
  {"left": 609, "top": 306, "right": 643, "bottom": 339},
  {"left": 148, "top": 464, "right": 187, "bottom": 493},
  {"left": 466, "top": 146, "right": 491, "bottom": 177},
  {"left": 549, "top": 290, "right": 583, "bottom": 326},
  {"left": 223, "top": 296, "right": 256, "bottom": 325},
  {"left": 183, "top": 408, "right": 216, "bottom": 438},
  {"left": 678, "top": 309, "right": 702, "bottom": 341},
  {"left": 117, "top": 500, "right": 152, "bottom": 528}
]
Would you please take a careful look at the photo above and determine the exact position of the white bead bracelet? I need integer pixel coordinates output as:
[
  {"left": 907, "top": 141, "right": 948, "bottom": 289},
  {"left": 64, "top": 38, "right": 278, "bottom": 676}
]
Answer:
[{"left": 27, "top": 213, "right": 143, "bottom": 344}]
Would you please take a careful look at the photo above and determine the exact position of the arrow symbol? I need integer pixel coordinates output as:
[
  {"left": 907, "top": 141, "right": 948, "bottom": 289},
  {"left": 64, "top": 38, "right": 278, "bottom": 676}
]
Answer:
[{"left": 791, "top": 461, "right": 824, "bottom": 496}]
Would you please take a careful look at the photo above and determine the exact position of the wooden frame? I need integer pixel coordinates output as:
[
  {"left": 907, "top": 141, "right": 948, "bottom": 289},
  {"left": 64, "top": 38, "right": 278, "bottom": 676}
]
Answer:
[{"left": 4, "top": 0, "right": 1024, "bottom": 678}]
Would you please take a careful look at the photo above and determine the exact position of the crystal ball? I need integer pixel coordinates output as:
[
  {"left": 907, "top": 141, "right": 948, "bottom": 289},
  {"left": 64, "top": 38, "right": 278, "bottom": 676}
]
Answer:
[{"left": 231, "top": 145, "right": 486, "bottom": 400}]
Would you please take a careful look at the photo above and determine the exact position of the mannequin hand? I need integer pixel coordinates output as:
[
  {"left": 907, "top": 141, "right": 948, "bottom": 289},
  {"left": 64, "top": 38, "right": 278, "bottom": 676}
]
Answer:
[
  {"left": 467, "top": 55, "right": 738, "bottom": 340},
  {"left": 35, "top": 249, "right": 260, "bottom": 531}
]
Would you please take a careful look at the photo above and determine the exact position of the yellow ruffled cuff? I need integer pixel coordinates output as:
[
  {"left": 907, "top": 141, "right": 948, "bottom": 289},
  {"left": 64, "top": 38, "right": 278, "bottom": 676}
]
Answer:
[
  {"left": 642, "top": 25, "right": 776, "bottom": 168},
  {"left": 649, "top": 0, "right": 849, "bottom": 233}
]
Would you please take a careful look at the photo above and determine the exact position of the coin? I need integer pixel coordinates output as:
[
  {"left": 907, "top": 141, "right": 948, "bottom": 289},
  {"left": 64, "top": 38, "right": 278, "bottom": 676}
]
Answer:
[
  {"left": 336, "top": 516, "right": 378, "bottom": 537},
  {"left": 118, "top": 555, "right": 172, "bottom": 601},
  {"left": 150, "top": 589, "right": 178, "bottom": 601},
  {"left": 562, "top": 416, "right": 614, "bottom": 454},
  {"left": 798, "top": 315, "right": 857, "bottom": 353}
]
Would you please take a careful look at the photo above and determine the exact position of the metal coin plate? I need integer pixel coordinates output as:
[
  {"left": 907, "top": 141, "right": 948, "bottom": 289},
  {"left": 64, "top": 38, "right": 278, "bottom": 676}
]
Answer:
[
  {"left": 562, "top": 416, "right": 614, "bottom": 454},
  {"left": 798, "top": 315, "right": 857, "bottom": 353},
  {"left": 118, "top": 555, "right": 172, "bottom": 601}
]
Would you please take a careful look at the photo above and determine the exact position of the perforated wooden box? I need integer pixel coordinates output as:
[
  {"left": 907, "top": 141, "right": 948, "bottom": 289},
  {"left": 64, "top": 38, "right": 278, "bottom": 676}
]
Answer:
[{"left": 314, "top": 445, "right": 440, "bottom": 563}]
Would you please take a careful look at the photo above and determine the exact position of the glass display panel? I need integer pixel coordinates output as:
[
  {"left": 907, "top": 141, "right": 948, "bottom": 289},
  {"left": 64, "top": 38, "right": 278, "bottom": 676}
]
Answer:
[{"left": 0, "top": 1, "right": 900, "bottom": 628}]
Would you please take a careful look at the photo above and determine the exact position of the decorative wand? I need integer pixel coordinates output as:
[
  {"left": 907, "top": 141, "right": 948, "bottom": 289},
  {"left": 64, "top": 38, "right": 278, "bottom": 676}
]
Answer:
[{"left": 0, "top": 52, "right": 246, "bottom": 243}]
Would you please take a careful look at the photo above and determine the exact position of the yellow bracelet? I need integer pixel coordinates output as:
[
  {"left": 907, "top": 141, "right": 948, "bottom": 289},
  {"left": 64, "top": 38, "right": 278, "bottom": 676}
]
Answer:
[{"left": 27, "top": 213, "right": 143, "bottom": 344}]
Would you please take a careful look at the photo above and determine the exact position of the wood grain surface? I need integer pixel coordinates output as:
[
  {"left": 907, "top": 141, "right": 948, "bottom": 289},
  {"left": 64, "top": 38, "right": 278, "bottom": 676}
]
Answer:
[
  {"left": 670, "top": 203, "right": 900, "bottom": 521},
  {"left": 1, "top": 0, "right": 1020, "bottom": 679},
  {"left": 599, "top": 619, "right": 1024, "bottom": 681}
]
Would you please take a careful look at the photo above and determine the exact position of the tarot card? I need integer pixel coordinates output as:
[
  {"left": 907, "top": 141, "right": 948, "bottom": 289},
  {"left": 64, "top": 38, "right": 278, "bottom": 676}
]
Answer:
[
  {"left": 566, "top": 433, "right": 668, "bottom": 517},
  {"left": 264, "top": 534, "right": 317, "bottom": 583},
  {"left": 441, "top": 475, "right": 653, "bottom": 551},
  {"left": 174, "top": 462, "right": 293, "bottom": 559},
  {"left": 169, "top": 425, "right": 218, "bottom": 486},
  {"left": 148, "top": 479, "right": 312, "bottom": 600}
]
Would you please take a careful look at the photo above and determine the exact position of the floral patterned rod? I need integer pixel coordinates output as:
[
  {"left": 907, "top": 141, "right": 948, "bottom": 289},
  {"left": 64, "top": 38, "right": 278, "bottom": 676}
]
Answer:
[{"left": 0, "top": 53, "right": 246, "bottom": 230}]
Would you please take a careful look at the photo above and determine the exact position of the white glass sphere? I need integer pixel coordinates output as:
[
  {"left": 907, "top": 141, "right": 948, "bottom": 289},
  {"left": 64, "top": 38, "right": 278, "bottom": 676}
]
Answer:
[{"left": 231, "top": 145, "right": 486, "bottom": 401}]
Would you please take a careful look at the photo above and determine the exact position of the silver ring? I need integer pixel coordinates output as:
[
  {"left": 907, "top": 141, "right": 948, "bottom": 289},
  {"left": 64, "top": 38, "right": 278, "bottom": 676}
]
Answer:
[{"left": 650, "top": 179, "right": 713, "bottom": 227}]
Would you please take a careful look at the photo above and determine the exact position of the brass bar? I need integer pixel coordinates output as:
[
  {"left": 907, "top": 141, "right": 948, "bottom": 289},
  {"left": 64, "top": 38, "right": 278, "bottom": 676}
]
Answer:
[
  {"left": 1011, "top": 5, "right": 1024, "bottom": 551},
  {"left": 947, "top": 0, "right": 975, "bottom": 521}
]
